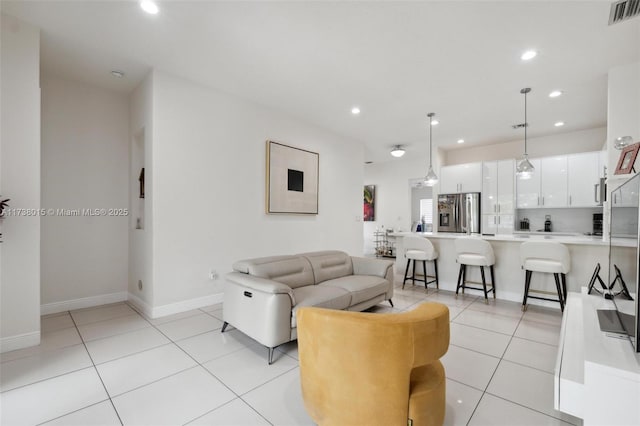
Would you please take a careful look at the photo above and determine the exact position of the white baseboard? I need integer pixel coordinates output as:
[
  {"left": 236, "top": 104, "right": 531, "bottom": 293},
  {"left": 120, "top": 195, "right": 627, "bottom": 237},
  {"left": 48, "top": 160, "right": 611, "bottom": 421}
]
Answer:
[
  {"left": 128, "top": 292, "right": 224, "bottom": 319},
  {"left": 1, "top": 331, "right": 40, "bottom": 353},
  {"left": 40, "top": 291, "right": 128, "bottom": 315}
]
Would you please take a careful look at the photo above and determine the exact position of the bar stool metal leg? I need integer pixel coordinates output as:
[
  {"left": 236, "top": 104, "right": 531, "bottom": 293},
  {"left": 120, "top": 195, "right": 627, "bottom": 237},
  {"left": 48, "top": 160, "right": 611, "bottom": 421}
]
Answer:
[
  {"left": 434, "top": 259, "right": 439, "bottom": 289},
  {"left": 561, "top": 273, "right": 567, "bottom": 304},
  {"left": 461, "top": 265, "right": 467, "bottom": 294},
  {"left": 412, "top": 260, "right": 416, "bottom": 286},
  {"left": 522, "top": 270, "right": 532, "bottom": 311},
  {"left": 422, "top": 260, "right": 428, "bottom": 288},
  {"left": 455, "top": 264, "right": 463, "bottom": 295},
  {"left": 490, "top": 265, "right": 496, "bottom": 298},
  {"left": 480, "top": 266, "right": 488, "bottom": 303},
  {"left": 403, "top": 259, "right": 411, "bottom": 289},
  {"left": 554, "top": 273, "right": 565, "bottom": 312}
]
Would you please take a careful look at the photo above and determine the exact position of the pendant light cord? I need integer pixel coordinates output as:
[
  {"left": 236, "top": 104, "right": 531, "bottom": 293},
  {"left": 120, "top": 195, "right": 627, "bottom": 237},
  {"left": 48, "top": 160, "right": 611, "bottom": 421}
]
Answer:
[
  {"left": 524, "top": 90, "right": 528, "bottom": 155},
  {"left": 429, "top": 118, "right": 433, "bottom": 167}
]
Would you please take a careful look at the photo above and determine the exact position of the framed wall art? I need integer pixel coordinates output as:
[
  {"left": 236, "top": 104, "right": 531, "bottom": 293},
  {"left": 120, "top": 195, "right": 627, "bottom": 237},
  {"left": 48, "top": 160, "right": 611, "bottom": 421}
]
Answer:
[
  {"left": 364, "top": 185, "right": 375, "bottom": 221},
  {"left": 615, "top": 142, "right": 640, "bottom": 175},
  {"left": 266, "top": 141, "right": 319, "bottom": 214}
]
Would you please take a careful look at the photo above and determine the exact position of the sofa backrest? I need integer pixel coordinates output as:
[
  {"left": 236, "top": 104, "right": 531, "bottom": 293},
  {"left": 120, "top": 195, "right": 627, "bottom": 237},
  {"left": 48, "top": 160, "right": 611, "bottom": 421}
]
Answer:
[
  {"left": 232, "top": 255, "right": 315, "bottom": 289},
  {"left": 299, "top": 251, "right": 354, "bottom": 284}
]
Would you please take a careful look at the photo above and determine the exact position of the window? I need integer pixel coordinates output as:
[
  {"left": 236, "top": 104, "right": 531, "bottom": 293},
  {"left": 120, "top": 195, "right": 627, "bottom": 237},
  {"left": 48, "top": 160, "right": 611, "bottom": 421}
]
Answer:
[{"left": 420, "top": 198, "right": 433, "bottom": 225}]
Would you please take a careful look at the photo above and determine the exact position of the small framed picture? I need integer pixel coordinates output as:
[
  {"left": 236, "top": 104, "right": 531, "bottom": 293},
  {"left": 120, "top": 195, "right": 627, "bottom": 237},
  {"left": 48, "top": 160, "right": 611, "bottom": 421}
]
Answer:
[{"left": 615, "top": 142, "right": 640, "bottom": 175}]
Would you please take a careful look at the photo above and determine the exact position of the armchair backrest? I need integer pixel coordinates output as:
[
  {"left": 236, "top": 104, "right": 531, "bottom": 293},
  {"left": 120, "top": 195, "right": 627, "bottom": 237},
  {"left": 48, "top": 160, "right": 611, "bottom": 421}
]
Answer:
[{"left": 297, "top": 302, "right": 450, "bottom": 425}]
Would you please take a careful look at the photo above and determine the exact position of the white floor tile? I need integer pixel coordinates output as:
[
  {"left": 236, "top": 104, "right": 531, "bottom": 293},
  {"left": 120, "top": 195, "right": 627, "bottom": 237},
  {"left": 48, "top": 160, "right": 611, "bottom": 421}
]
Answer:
[
  {"left": 522, "top": 305, "right": 563, "bottom": 326},
  {"left": 155, "top": 313, "right": 224, "bottom": 341},
  {"left": 276, "top": 340, "right": 299, "bottom": 360},
  {"left": 77, "top": 314, "right": 150, "bottom": 342},
  {"left": 453, "top": 309, "right": 521, "bottom": 336},
  {"left": 0, "top": 327, "right": 82, "bottom": 363},
  {"left": 503, "top": 337, "right": 558, "bottom": 374},
  {"left": 71, "top": 303, "right": 137, "bottom": 326},
  {"left": 148, "top": 309, "right": 203, "bottom": 325},
  {"left": 97, "top": 343, "right": 197, "bottom": 397},
  {"left": 450, "top": 323, "right": 512, "bottom": 358},
  {"left": 447, "top": 306, "right": 464, "bottom": 321},
  {"left": 42, "top": 313, "right": 75, "bottom": 333},
  {"left": 243, "top": 368, "right": 314, "bottom": 426},
  {"left": 85, "top": 326, "right": 170, "bottom": 365},
  {"left": 466, "top": 298, "right": 524, "bottom": 319},
  {"left": 202, "top": 346, "right": 298, "bottom": 395},
  {"left": 42, "top": 400, "right": 121, "bottom": 426},
  {"left": 444, "top": 378, "right": 483, "bottom": 426},
  {"left": 514, "top": 319, "right": 561, "bottom": 346},
  {"left": 470, "top": 393, "right": 573, "bottom": 426},
  {"left": 487, "top": 360, "right": 563, "bottom": 420},
  {"left": 188, "top": 398, "right": 270, "bottom": 425},
  {"left": 387, "top": 293, "right": 423, "bottom": 310},
  {"left": 441, "top": 345, "right": 500, "bottom": 391},
  {"left": 0, "top": 344, "right": 92, "bottom": 392},
  {"left": 176, "top": 329, "right": 259, "bottom": 364},
  {"left": 425, "top": 290, "right": 478, "bottom": 308},
  {"left": 0, "top": 368, "right": 108, "bottom": 425},
  {"left": 112, "top": 366, "right": 235, "bottom": 426}
]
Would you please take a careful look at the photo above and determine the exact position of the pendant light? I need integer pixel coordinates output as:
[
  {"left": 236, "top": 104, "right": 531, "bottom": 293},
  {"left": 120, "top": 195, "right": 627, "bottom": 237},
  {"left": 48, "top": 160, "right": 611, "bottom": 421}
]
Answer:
[
  {"left": 390, "top": 145, "right": 406, "bottom": 157},
  {"left": 614, "top": 136, "right": 633, "bottom": 150},
  {"left": 424, "top": 112, "right": 439, "bottom": 186},
  {"left": 516, "top": 88, "right": 535, "bottom": 180}
]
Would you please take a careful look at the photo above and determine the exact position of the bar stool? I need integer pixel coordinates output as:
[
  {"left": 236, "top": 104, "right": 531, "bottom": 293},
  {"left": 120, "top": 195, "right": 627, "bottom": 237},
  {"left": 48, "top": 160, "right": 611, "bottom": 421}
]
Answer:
[
  {"left": 402, "top": 236, "right": 439, "bottom": 290},
  {"left": 454, "top": 237, "right": 496, "bottom": 302},
  {"left": 520, "top": 241, "right": 570, "bottom": 312}
]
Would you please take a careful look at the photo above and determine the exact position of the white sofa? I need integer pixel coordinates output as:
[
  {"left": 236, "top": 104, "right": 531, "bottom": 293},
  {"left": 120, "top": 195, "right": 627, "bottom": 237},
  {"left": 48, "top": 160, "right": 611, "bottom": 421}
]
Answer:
[{"left": 223, "top": 250, "right": 394, "bottom": 363}]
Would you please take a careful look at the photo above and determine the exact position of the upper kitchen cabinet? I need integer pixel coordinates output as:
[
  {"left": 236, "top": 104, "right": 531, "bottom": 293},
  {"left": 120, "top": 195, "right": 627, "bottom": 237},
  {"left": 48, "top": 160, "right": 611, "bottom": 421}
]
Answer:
[
  {"left": 540, "top": 156, "right": 568, "bottom": 207},
  {"left": 568, "top": 151, "right": 601, "bottom": 207},
  {"left": 440, "top": 162, "right": 482, "bottom": 194},
  {"left": 483, "top": 159, "right": 515, "bottom": 214},
  {"left": 516, "top": 158, "right": 542, "bottom": 208}
]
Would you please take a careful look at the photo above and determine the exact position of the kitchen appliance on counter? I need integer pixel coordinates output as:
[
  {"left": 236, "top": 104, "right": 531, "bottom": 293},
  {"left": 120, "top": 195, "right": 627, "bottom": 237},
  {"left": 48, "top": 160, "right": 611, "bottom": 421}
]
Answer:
[
  {"left": 593, "top": 213, "right": 603, "bottom": 236},
  {"left": 437, "top": 192, "right": 480, "bottom": 234},
  {"left": 544, "top": 215, "right": 552, "bottom": 232},
  {"left": 519, "top": 218, "right": 530, "bottom": 231}
]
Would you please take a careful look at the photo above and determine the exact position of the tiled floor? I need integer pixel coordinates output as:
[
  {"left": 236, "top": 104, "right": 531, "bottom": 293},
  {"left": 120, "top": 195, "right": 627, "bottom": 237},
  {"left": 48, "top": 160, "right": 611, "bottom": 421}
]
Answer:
[{"left": 0, "top": 282, "right": 580, "bottom": 426}]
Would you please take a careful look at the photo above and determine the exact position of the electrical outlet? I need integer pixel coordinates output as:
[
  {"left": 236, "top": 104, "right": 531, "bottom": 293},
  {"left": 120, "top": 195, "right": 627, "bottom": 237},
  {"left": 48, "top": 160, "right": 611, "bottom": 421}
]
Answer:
[
  {"left": 138, "top": 280, "right": 143, "bottom": 290},
  {"left": 208, "top": 270, "right": 218, "bottom": 280}
]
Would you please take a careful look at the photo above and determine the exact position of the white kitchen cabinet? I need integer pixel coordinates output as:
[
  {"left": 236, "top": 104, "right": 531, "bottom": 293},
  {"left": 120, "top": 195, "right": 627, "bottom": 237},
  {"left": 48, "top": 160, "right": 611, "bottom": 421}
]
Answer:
[
  {"left": 516, "top": 158, "right": 541, "bottom": 208},
  {"left": 482, "top": 159, "right": 515, "bottom": 235},
  {"left": 482, "top": 214, "right": 514, "bottom": 235},
  {"left": 440, "top": 162, "right": 482, "bottom": 194},
  {"left": 568, "top": 152, "right": 600, "bottom": 207},
  {"left": 540, "top": 156, "right": 568, "bottom": 207}
]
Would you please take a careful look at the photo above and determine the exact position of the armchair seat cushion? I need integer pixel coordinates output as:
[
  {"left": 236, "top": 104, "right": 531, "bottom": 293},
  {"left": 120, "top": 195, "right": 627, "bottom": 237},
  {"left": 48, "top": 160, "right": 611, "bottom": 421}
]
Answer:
[
  {"left": 291, "top": 286, "right": 351, "bottom": 327},
  {"left": 320, "top": 275, "right": 390, "bottom": 305}
]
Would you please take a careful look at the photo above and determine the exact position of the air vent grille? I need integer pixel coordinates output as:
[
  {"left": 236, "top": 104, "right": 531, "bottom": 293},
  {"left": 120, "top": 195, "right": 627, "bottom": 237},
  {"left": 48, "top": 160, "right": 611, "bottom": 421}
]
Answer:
[
  {"left": 512, "top": 123, "right": 528, "bottom": 130},
  {"left": 609, "top": 0, "right": 640, "bottom": 25}
]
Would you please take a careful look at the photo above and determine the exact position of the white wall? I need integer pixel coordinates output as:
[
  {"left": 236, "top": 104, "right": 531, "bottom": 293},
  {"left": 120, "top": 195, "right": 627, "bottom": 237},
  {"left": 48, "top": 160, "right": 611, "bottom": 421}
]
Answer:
[
  {"left": 128, "top": 74, "right": 154, "bottom": 310},
  {"left": 445, "top": 127, "right": 606, "bottom": 166},
  {"left": 149, "top": 70, "right": 364, "bottom": 309},
  {"left": 40, "top": 74, "right": 129, "bottom": 312},
  {"left": 607, "top": 62, "right": 640, "bottom": 174},
  {"left": 0, "top": 14, "right": 41, "bottom": 352}
]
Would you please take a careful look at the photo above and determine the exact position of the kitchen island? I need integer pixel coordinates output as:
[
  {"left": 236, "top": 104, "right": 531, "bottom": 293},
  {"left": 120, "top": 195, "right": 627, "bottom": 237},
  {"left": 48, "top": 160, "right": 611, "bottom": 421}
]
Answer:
[{"left": 390, "top": 232, "right": 635, "bottom": 307}]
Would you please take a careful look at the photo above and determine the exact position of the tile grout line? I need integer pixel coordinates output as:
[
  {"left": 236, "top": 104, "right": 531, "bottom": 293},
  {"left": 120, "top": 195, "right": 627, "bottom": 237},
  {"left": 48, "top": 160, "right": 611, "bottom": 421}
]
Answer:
[{"left": 67, "top": 312, "right": 125, "bottom": 426}]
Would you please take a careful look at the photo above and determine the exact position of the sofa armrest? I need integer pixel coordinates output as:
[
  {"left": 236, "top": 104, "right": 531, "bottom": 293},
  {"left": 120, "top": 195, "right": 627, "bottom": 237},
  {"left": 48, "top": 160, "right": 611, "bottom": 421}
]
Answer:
[
  {"left": 226, "top": 272, "right": 295, "bottom": 304},
  {"left": 351, "top": 257, "right": 394, "bottom": 281}
]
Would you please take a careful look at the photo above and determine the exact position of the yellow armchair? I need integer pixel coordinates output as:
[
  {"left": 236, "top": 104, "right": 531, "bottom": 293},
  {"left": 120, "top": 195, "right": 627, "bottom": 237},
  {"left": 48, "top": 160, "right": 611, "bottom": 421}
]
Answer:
[{"left": 297, "top": 302, "right": 450, "bottom": 426}]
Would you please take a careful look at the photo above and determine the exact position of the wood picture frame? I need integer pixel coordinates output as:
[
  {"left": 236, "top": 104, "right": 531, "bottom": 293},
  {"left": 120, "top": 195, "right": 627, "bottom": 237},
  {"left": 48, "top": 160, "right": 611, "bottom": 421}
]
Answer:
[
  {"left": 615, "top": 142, "right": 640, "bottom": 175},
  {"left": 266, "top": 141, "right": 319, "bottom": 214}
]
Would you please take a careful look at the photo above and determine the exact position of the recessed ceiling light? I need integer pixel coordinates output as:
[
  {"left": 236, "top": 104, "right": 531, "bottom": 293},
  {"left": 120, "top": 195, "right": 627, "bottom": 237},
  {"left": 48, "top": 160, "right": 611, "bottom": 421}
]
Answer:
[
  {"left": 549, "top": 90, "right": 563, "bottom": 98},
  {"left": 110, "top": 70, "right": 125, "bottom": 78},
  {"left": 390, "top": 145, "right": 406, "bottom": 157},
  {"left": 140, "top": 1, "right": 159, "bottom": 15},
  {"left": 554, "top": 121, "right": 565, "bottom": 127},
  {"left": 521, "top": 50, "right": 537, "bottom": 61},
  {"left": 351, "top": 107, "right": 360, "bottom": 115},
  {"left": 457, "top": 139, "right": 465, "bottom": 144},
  {"left": 430, "top": 119, "right": 439, "bottom": 126}
]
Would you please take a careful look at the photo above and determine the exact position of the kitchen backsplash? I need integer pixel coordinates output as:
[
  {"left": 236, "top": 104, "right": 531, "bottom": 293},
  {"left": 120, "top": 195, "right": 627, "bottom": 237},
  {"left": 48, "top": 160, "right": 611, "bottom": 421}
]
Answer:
[{"left": 516, "top": 208, "right": 603, "bottom": 234}]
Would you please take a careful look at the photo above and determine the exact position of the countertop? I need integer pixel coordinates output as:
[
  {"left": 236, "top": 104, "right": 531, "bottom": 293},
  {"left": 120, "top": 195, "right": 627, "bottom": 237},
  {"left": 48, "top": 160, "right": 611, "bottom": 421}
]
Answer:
[{"left": 387, "top": 231, "right": 635, "bottom": 247}]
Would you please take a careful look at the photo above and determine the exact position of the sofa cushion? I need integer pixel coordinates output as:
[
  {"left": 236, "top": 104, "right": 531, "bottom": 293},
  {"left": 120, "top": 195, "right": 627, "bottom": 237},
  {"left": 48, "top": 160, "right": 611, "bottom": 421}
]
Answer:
[
  {"left": 291, "top": 286, "right": 352, "bottom": 328},
  {"left": 319, "top": 275, "right": 390, "bottom": 305},
  {"left": 299, "top": 251, "right": 354, "bottom": 284},
  {"left": 232, "top": 255, "right": 314, "bottom": 289}
]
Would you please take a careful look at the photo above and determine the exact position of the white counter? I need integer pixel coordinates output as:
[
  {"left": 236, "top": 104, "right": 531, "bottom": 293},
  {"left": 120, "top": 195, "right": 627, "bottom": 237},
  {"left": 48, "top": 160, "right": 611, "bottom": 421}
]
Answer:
[{"left": 389, "top": 232, "right": 635, "bottom": 307}]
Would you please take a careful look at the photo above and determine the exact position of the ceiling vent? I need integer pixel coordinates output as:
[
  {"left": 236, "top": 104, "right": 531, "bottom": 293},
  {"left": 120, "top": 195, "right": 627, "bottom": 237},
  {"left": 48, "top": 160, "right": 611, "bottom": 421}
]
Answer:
[
  {"left": 609, "top": 0, "right": 640, "bottom": 25},
  {"left": 512, "top": 123, "right": 528, "bottom": 130}
]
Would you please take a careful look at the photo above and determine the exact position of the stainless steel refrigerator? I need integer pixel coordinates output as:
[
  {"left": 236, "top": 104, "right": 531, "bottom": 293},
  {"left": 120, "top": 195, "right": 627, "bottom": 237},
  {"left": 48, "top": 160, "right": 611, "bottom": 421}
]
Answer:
[{"left": 437, "top": 193, "right": 481, "bottom": 234}]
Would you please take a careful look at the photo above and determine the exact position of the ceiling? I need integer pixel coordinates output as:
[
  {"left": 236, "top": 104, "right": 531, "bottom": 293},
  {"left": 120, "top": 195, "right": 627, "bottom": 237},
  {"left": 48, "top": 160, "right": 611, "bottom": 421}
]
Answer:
[{"left": 3, "top": 1, "right": 639, "bottom": 163}]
